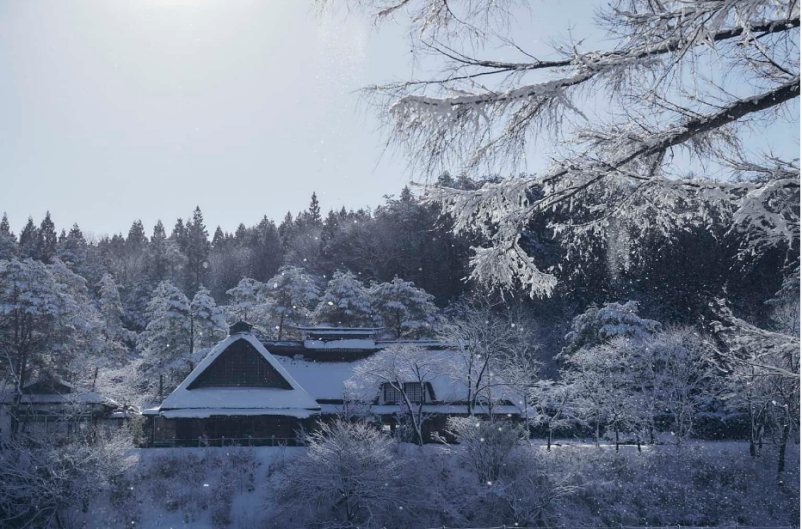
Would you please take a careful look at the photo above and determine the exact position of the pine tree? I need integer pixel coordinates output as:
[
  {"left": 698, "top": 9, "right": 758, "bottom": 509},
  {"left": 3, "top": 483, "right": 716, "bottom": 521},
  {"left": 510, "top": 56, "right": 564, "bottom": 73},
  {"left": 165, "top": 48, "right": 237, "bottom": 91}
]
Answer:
[
  {"left": 98, "top": 273, "right": 130, "bottom": 359},
  {"left": 140, "top": 280, "right": 192, "bottom": 365},
  {"left": 307, "top": 192, "right": 322, "bottom": 227},
  {"left": 18, "top": 217, "right": 38, "bottom": 260},
  {"left": 0, "top": 259, "right": 80, "bottom": 395},
  {"left": 37, "top": 212, "right": 58, "bottom": 264},
  {"left": 0, "top": 213, "right": 17, "bottom": 260},
  {"left": 225, "top": 277, "right": 265, "bottom": 322},
  {"left": 190, "top": 287, "right": 227, "bottom": 349},
  {"left": 263, "top": 266, "right": 320, "bottom": 339},
  {"left": 247, "top": 216, "right": 283, "bottom": 281},
  {"left": 184, "top": 207, "right": 210, "bottom": 295},
  {"left": 171, "top": 218, "right": 187, "bottom": 251},
  {"left": 313, "top": 270, "right": 375, "bottom": 327},
  {"left": 57, "top": 223, "right": 87, "bottom": 270},
  {"left": 212, "top": 226, "right": 226, "bottom": 249},
  {"left": 147, "top": 220, "right": 171, "bottom": 283},
  {"left": 370, "top": 277, "right": 438, "bottom": 338}
]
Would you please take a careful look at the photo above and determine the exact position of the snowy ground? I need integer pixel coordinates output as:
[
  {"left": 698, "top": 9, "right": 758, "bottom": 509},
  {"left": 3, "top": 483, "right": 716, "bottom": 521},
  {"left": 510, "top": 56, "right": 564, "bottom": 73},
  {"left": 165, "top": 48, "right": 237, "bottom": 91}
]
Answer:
[{"left": 70, "top": 440, "right": 799, "bottom": 529}]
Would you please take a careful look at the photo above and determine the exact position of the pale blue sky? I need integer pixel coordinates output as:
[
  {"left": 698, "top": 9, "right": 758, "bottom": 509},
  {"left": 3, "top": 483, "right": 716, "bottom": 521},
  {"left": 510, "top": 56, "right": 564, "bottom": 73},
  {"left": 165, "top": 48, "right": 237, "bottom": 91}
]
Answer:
[{"left": 1, "top": 1, "right": 797, "bottom": 237}]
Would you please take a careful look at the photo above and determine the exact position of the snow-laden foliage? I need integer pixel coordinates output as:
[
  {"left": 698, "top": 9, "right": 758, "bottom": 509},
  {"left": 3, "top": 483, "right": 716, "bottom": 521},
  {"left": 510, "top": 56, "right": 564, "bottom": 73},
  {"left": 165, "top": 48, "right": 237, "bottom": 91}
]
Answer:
[
  {"left": 438, "top": 304, "right": 538, "bottom": 416},
  {"left": 0, "top": 425, "right": 135, "bottom": 529},
  {"left": 337, "top": 0, "right": 799, "bottom": 303},
  {"left": 270, "top": 420, "right": 407, "bottom": 528},
  {"left": 352, "top": 343, "right": 446, "bottom": 445},
  {"left": 224, "top": 277, "right": 266, "bottom": 322},
  {"left": 138, "top": 280, "right": 192, "bottom": 373},
  {"left": 0, "top": 259, "right": 84, "bottom": 392},
  {"left": 369, "top": 277, "right": 438, "bottom": 338},
  {"left": 313, "top": 270, "right": 375, "bottom": 327},
  {"left": 562, "top": 300, "right": 661, "bottom": 357},
  {"left": 97, "top": 273, "right": 132, "bottom": 360},
  {"left": 263, "top": 265, "right": 320, "bottom": 339},
  {"left": 435, "top": 417, "right": 527, "bottom": 483},
  {"left": 189, "top": 287, "right": 227, "bottom": 349}
]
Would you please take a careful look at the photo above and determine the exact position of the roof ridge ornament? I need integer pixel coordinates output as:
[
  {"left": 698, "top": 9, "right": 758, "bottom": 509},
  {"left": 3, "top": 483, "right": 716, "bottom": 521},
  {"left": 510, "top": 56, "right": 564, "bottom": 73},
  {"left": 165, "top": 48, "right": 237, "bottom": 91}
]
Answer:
[{"left": 229, "top": 321, "right": 253, "bottom": 335}]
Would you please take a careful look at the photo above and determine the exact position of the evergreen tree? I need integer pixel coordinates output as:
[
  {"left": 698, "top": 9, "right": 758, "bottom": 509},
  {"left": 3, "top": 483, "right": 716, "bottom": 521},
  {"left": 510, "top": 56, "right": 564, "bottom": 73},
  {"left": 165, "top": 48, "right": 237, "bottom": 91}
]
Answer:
[
  {"left": 37, "top": 212, "right": 58, "bottom": 264},
  {"left": 140, "top": 280, "right": 192, "bottom": 364},
  {"left": 0, "top": 259, "right": 80, "bottom": 394},
  {"left": 184, "top": 207, "right": 210, "bottom": 295},
  {"left": 57, "top": 223, "right": 87, "bottom": 269},
  {"left": 306, "top": 192, "right": 322, "bottom": 228},
  {"left": 263, "top": 266, "right": 320, "bottom": 339},
  {"left": 313, "top": 270, "right": 375, "bottom": 327},
  {"left": 212, "top": 226, "right": 226, "bottom": 249},
  {"left": 147, "top": 220, "right": 171, "bottom": 283},
  {"left": 97, "top": 273, "right": 130, "bottom": 360},
  {"left": 247, "top": 215, "right": 283, "bottom": 281},
  {"left": 0, "top": 213, "right": 17, "bottom": 260},
  {"left": 190, "top": 287, "right": 227, "bottom": 349},
  {"left": 370, "top": 277, "right": 438, "bottom": 338},
  {"left": 17, "top": 217, "right": 38, "bottom": 260},
  {"left": 225, "top": 277, "right": 265, "bottom": 322},
  {"left": 171, "top": 218, "right": 187, "bottom": 251}
]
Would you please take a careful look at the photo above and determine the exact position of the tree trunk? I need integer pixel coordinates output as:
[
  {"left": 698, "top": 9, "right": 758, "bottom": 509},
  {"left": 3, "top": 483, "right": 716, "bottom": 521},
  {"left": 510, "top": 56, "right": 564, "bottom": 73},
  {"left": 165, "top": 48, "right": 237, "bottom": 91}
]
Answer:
[
  {"left": 547, "top": 427, "right": 552, "bottom": 451},
  {"left": 778, "top": 409, "right": 791, "bottom": 477},
  {"left": 595, "top": 418, "right": 600, "bottom": 447},
  {"left": 278, "top": 312, "right": 285, "bottom": 340},
  {"left": 615, "top": 423, "right": 619, "bottom": 452}
]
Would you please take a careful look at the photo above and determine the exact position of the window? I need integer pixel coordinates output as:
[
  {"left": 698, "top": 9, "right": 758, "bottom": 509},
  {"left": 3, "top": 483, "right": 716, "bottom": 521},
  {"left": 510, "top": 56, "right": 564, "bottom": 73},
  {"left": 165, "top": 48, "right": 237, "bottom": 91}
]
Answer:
[{"left": 381, "top": 382, "right": 425, "bottom": 404}]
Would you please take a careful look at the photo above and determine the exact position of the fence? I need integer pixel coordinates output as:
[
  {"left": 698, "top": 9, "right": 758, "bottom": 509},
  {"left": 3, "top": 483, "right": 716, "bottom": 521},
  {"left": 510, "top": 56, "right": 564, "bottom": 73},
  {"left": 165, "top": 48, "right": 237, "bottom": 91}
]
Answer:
[{"left": 150, "top": 436, "right": 300, "bottom": 448}]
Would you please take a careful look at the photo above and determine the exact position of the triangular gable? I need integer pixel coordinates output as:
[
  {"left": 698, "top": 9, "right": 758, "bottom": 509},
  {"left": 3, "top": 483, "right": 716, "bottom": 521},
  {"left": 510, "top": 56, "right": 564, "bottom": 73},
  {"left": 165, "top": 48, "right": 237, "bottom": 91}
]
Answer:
[
  {"left": 160, "top": 333, "right": 320, "bottom": 413},
  {"left": 188, "top": 338, "right": 292, "bottom": 390}
]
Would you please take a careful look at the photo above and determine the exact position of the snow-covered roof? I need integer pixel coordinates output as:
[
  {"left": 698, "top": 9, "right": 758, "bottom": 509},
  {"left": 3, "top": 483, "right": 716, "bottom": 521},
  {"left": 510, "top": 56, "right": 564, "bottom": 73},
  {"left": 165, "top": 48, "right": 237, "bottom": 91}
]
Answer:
[
  {"left": 0, "top": 379, "right": 118, "bottom": 408},
  {"left": 158, "top": 333, "right": 320, "bottom": 418},
  {"left": 275, "top": 351, "right": 523, "bottom": 407}
]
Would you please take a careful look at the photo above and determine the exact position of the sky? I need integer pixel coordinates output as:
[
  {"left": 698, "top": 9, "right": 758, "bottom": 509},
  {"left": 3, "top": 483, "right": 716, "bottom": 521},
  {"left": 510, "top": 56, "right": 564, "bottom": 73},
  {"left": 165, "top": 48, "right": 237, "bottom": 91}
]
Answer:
[{"left": 1, "top": 1, "right": 797, "bottom": 238}]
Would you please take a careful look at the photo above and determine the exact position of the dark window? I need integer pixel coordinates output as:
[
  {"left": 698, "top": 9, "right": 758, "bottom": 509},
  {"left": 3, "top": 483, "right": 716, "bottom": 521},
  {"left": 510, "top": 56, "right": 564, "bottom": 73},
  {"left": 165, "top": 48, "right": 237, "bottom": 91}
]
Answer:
[
  {"left": 188, "top": 339, "right": 292, "bottom": 389},
  {"left": 382, "top": 382, "right": 425, "bottom": 404}
]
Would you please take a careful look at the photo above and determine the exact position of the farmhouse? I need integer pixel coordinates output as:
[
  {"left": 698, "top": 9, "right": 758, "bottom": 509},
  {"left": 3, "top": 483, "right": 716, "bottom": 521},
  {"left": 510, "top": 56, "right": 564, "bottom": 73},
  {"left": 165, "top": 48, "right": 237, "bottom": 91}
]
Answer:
[
  {"left": 144, "top": 321, "right": 523, "bottom": 447},
  {"left": 0, "top": 379, "right": 122, "bottom": 445}
]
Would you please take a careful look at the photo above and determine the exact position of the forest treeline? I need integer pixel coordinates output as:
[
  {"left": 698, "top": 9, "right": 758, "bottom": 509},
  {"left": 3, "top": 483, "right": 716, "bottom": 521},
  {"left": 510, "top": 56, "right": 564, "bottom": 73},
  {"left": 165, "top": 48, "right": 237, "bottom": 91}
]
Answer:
[{"left": 0, "top": 176, "right": 789, "bottom": 336}]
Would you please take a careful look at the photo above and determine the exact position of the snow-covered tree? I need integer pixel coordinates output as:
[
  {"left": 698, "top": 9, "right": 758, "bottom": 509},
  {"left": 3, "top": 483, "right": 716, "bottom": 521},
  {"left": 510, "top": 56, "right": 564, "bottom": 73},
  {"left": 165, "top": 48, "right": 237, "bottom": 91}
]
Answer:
[
  {"left": 313, "top": 270, "right": 375, "bottom": 327},
  {"left": 337, "top": 0, "right": 799, "bottom": 300},
  {"left": 139, "top": 280, "right": 192, "bottom": 373},
  {"left": 225, "top": 277, "right": 266, "bottom": 323},
  {"left": 263, "top": 265, "right": 319, "bottom": 339},
  {"left": 0, "top": 422, "right": 134, "bottom": 528},
  {"left": 564, "top": 342, "right": 648, "bottom": 450},
  {"left": 561, "top": 301, "right": 661, "bottom": 357},
  {"left": 438, "top": 305, "right": 538, "bottom": 416},
  {"left": 370, "top": 277, "right": 438, "bottom": 338},
  {"left": 352, "top": 344, "right": 445, "bottom": 445},
  {"left": 529, "top": 380, "right": 577, "bottom": 451},
  {"left": 435, "top": 417, "right": 526, "bottom": 483},
  {"left": 272, "top": 420, "right": 406, "bottom": 527},
  {"left": 97, "top": 273, "right": 130, "bottom": 360},
  {"left": 0, "top": 213, "right": 17, "bottom": 261},
  {"left": 190, "top": 287, "right": 227, "bottom": 349},
  {"left": 0, "top": 259, "right": 80, "bottom": 395}
]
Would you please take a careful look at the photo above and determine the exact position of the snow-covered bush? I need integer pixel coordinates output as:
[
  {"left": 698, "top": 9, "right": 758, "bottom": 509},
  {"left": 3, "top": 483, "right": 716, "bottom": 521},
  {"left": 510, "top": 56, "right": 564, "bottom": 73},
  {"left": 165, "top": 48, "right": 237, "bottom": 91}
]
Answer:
[
  {"left": 436, "top": 417, "right": 527, "bottom": 483},
  {"left": 0, "top": 425, "right": 135, "bottom": 528},
  {"left": 269, "top": 420, "right": 407, "bottom": 528}
]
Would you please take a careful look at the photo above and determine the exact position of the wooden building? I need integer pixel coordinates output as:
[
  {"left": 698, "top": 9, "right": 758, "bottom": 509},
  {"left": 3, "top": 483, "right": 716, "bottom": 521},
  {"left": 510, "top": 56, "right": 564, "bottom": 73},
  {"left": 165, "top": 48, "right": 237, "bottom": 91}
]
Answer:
[{"left": 145, "top": 322, "right": 523, "bottom": 446}]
